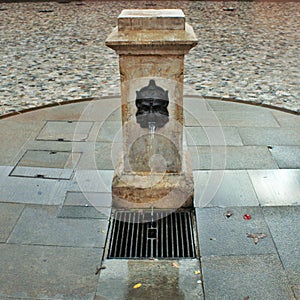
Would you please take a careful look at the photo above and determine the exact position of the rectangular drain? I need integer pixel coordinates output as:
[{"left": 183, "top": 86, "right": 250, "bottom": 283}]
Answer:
[
  {"left": 108, "top": 210, "right": 196, "bottom": 259},
  {"left": 10, "top": 150, "right": 81, "bottom": 180},
  {"left": 36, "top": 121, "right": 93, "bottom": 142}
]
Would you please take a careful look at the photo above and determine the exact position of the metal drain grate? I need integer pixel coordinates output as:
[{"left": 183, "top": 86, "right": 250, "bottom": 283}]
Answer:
[{"left": 108, "top": 210, "right": 196, "bottom": 259}]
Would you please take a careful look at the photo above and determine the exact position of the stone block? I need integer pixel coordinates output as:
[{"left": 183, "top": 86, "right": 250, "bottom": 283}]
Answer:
[{"left": 118, "top": 9, "right": 185, "bottom": 31}]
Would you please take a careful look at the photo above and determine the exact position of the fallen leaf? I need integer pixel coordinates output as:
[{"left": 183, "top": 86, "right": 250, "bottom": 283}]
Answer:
[
  {"left": 172, "top": 262, "right": 179, "bottom": 268},
  {"left": 95, "top": 265, "right": 106, "bottom": 275},
  {"left": 197, "top": 280, "right": 202, "bottom": 284},
  {"left": 247, "top": 233, "right": 267, "bottom": 244},
  {"left": 133, "top": 283, "right": 142, "bottom": 289},
  {"left": 244, "top": 296, "right": 249, "bottom": 300},
  {"left": 194, "top": 270, "right": 201, "bottom": 275}
]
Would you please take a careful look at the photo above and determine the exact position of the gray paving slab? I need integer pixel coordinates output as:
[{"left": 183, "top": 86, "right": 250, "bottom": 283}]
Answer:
[
  {"left": 96, "top": 121, "right": 122, "bottom": 142},
  {"left": 269, "top": 146, "right": 300, "bottom": 168},
  {"left": 239, "top": 127, "right": 300, "bottom": 146},
  {"left": 263, "top": 207, "right": 300, "bottom": 286},
  {"left": 10, "top": 100, "right": 90, "bottom": 122},
  {"left": 193, "top": 170, "right": 259, "bottom": 208},
  {"left": 201, "top": 254, "right": 294, "bottom": 300},
  {"left": 74, "top": 98, "right": 121, "bottom": 122},
  {"left": 0, "top": 244, "right": 101, "bottom": 299},
  {"left": 0, "top": 203, "right": 24, "bottom": 242},
  {"left": 96, "top": 259, "right": 203, "bottom": 300},
  {"left": 8, "top": 205, "right": 108, "bottom": 248},
  {"left": 206, "top": 99, "right": 266, "bottom": 112},
  {"left": 272, "top": 111, "right": 300, "bottom": 128},
  {"left": 214, "top": 110, "right": 280, "bottom": 127},
  {"left": 0, "top": 175, "right": 67, "bottom": 205},
  {"left": 0, "top": 120, "right": 38, "bottom": 166},
  {"left": 248, "top": 169, "right": 300, "bottom": 206},
  {"left": 72, "top": 170, "right": 114, "bottom": 193},
  {"left": 36, "top": 120, "right": 94, "bottom": 142},
  {"left": 185, "top": 126, "right": 243, "bottom": 146},
  {"left": 58, "top": 191, "right": 112, "bottom": 219},
  {"left": 196, "top": 207, "right": 276, "bottom": 256},
  {"left": 77, "top": 142, "right": 121, "bottom": 170},
  {"left": 185, "top": 110, "right": 280, "bottom": 127},
  {"left": 189, "top": 146, "right": 278, "bottom": 170}
]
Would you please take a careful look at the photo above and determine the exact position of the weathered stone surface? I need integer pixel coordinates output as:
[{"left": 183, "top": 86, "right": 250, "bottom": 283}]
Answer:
[
  {"left": 112, "top": 171, "right": 194, "bottom": 209},
  {"left": 118, "top": 9, "right": 185, "bottom": 31},
  {"left": 107, "top": 9, "right": 197, "bottom": 208}
]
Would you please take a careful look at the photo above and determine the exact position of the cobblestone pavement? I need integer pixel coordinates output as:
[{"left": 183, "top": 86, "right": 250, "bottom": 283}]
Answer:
[{"left": 0, "top": 0, "right": 299, "bottom": 115}]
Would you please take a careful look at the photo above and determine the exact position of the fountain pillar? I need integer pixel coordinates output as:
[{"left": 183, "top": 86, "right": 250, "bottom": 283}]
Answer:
[{"left": 106, "top": 9, "right": 197, "bottom": 209}]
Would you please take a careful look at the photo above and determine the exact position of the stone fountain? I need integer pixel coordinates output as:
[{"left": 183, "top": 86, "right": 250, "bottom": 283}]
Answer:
[{"left": 106, "top": 9, "right": 197, "bottom": 209}]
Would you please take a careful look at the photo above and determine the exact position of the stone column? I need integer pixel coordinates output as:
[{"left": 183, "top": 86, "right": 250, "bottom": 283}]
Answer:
[{"left": 106, "top": 9, "right": 197, "bottom": 209}]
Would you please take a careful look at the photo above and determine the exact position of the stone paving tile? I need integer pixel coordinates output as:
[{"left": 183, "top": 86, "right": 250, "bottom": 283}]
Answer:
[
  {"left": 0, "top": 175, "right": 67, "bottom": 205},
  {"left": 238, "top": 127, "right": 300, "bottom": 146},
  {"left": 184, "top": 110, "right": 280, "bottom": 128},
  {"left": 96, "top": 121, "right": 122, "bottom": 143},
  {"left": 269, "top": 146, "right": 300, "bottom": 168},
  {"left": 71, "top": 170, "right": 114, "bottom": 193},
  {"left": 8, "top": 205, "right": 108, "bottom": 248},
  {"left": 58, "top": 191, "right": 112, "bottom": 219},
  {"left": 96, "top": 259, "right": 203, "bottom": 300},
  {"left": 0, "top": 244, "right": 101, "bottom": 299},
  {"left": 77, "top": 142, "right": 121, "bottom": 171},
  {"left": 263, "top": 207, "right": 300, "bottom": 286},
  {"left": 214, "top": 111, "right": 280, "bottom": 128},
  {"left": 206, "top": 99, "right": 266, "bottom": 112},
  {"left": 272, "top": 111, "right": 300, "bottom": 128},
  {"left": 185, "top": 126, "right": 243, "bottom": 146},
  {"left": 196, "top": 207, "right": 276, "bottom": 257},
  {"left": 0, "top": 202, "right": 24, "bottom": 243},
  {"left": 248, "top": 169, "right": 300, "bottom": 206},
  {"left": 189, "top": 146, "right": 278, "bottom": 170},
  {"left": 193, "top": 170, "right": 259, "bottom": 208},
  {"left": 201, "top": 254, "right": 295, "bottom": 300},
  {"left": 0, "top": 120, "right": 38, "bottom": 166}
]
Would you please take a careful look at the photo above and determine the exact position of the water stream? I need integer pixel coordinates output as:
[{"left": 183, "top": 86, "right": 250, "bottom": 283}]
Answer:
[{"left": 148, "top": 121, "right": 156, "bottom": 223}]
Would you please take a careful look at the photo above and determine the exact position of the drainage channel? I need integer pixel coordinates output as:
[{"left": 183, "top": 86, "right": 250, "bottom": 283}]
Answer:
[{"left": 107, "top": 209, "right": 197, "bottom": 259}]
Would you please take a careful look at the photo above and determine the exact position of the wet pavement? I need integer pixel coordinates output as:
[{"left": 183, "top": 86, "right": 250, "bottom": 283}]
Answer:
[
  {"left": 0, "top": 96, "right": 299, "bottom": 299},
  {"left": 0, "top": 0, "right": 299, "bottom": 115}
]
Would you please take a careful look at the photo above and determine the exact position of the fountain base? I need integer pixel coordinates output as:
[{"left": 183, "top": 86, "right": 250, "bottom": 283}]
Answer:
[{"left": 112, "top": 149, "right": 194, "bottom": 209}]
